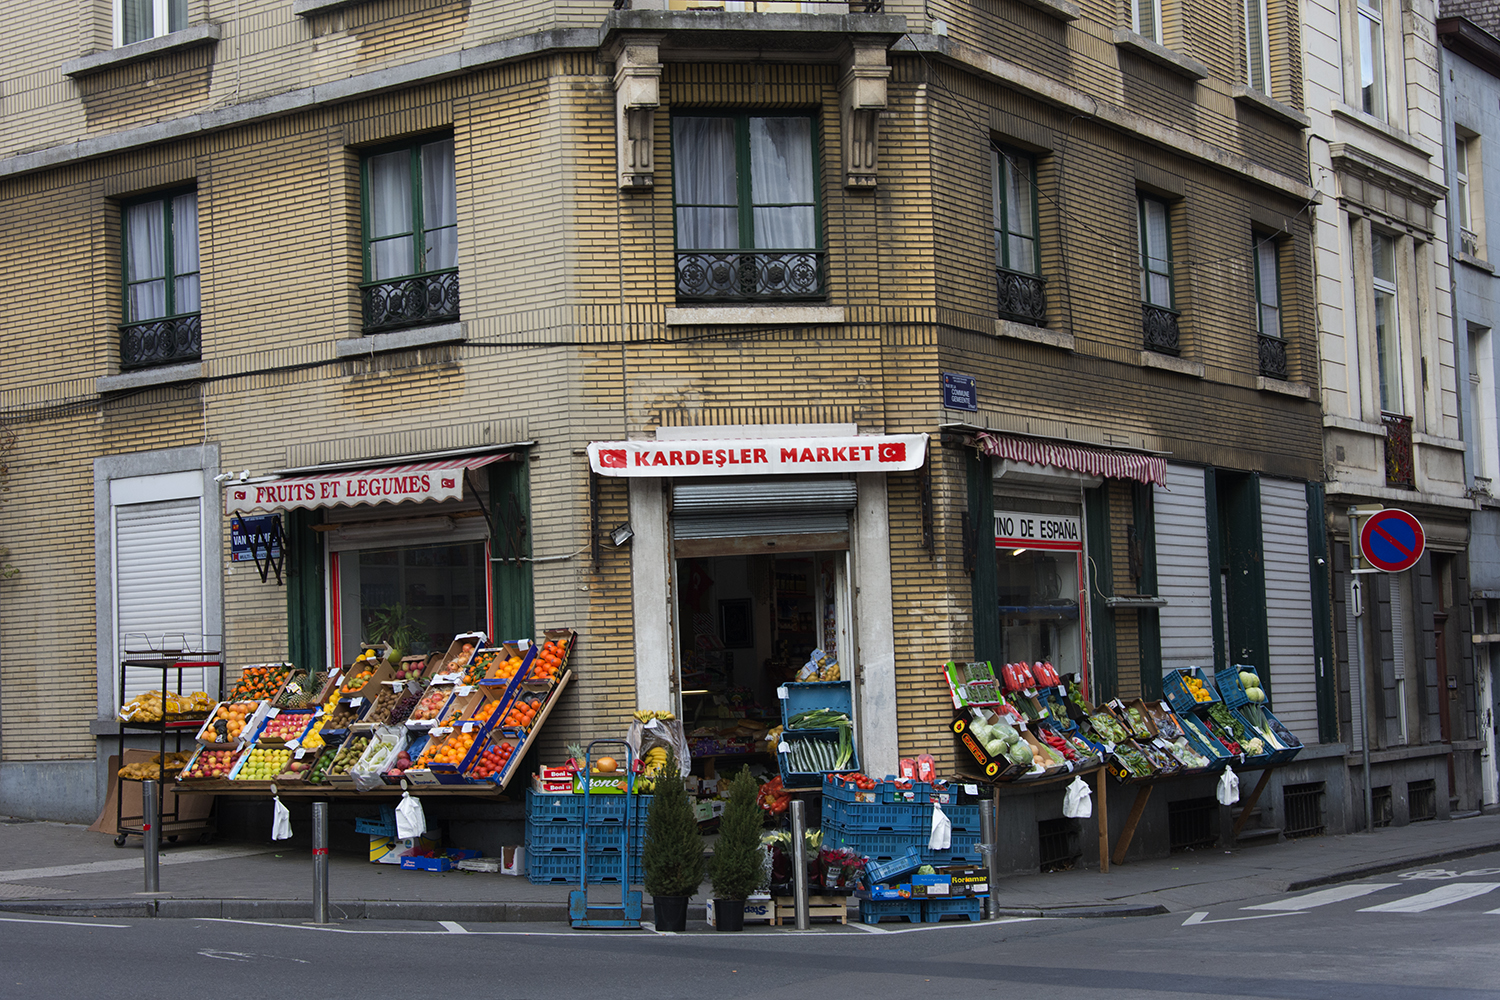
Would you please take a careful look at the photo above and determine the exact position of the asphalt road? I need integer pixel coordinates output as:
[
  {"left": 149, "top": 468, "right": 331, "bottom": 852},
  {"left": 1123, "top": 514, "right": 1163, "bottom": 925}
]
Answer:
[{"left": 6, "top": 852, "right": 1500, "bottom": 1000}]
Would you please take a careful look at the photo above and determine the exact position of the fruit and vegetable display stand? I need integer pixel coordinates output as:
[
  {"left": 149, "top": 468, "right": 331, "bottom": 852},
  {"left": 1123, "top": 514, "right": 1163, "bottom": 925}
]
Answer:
[{"left": 167, "top": 629, "right": 578, "bottom": 802}]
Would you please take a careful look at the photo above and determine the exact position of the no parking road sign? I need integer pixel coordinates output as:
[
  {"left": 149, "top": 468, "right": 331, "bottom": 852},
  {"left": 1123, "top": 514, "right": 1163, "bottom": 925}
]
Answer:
[{"left": 1359, "top": 508, "right": 1426, "bottom": 573}]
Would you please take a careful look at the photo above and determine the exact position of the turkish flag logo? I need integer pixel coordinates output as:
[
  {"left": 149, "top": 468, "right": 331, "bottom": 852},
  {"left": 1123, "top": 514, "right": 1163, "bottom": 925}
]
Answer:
[
  {"left": 877, "top": 442, "right": 906, "bottom": 463},
  {"left": 599, "top": 449, "right": 627, "bottom": 469},
  {"left": 233, "top": 490, "right": 246, "bottom": 500},
  {"left": 440, "top": 477, "right": 456, "bottom": 489}
]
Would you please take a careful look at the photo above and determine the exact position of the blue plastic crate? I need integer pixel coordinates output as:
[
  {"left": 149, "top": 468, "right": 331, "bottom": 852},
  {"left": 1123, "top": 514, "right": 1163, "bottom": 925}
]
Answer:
[
  {"left": 859, "top": 897, "right": 924, "bottom": 925},
  {"left": 1163, "top": 667, "right": 1219, "bottom": 714},
  {"left": 824, "top": 826, "right": 926, "bottom": 862},
  {"left": 1213, "top": 664, "right": 1262, "bottom": 709},
  {"left": 863, "top": 847, "right": 923, "bottom": 884},
  {"left": 826, "top": 798, "right": 930, "bottom": 834},
  {"left": 779, "top": 680, "right": 855, "bottom": 730},
  {"left": 353, "top": 805, "right": 397, "bottom": 836},
  {"left": 778, "top": 730, "right": 860, "bottom": 788},
  {"left": 525, "top": 820, "right": 630, "bottom": 855},
  {"left": 527, "top": 789, "right": 635, "bottom": 824},
  {"left": 944, "top": 802, "right": 981, "bottom": 833},
  {"left": 525, "top": 851, "right": 642, "bottom": 886},
  {"left": 922, "top": 895, "right": 984, "bottom": 923},
  {"left": 921, "top": 834, "right": 983, "bottom": 866}
]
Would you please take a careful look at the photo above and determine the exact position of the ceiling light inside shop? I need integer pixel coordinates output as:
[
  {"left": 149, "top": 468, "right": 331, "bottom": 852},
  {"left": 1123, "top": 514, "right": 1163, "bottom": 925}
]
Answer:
[{"left": 1013, "top": 547, "right": 1026, "bottom": 555}]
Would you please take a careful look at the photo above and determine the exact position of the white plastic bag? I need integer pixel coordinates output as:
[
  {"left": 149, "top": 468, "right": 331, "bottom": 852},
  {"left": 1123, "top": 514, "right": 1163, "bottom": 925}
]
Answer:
[
  {"left": 1217, "top": 767, "right": 1240, "bottom": 806},
  {"left": 1062, "top": 776, "right": 1093, "bottom": 819},
  {"left": 396, "top": 790, "right": 427, "bottom": 839},
  {"left": 271, "top": 795, "right": 293, "bottom": 841},
  {"left": 929, "top": 802, "right": 952, "bottom": 851}
]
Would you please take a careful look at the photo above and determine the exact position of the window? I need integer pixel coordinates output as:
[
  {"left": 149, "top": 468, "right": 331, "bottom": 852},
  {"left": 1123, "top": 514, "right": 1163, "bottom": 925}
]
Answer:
[
  {"left": 361, "top": 135, "right": 459, "bottom": 333},
  {"left": 1455, "top": 131, "right": 1482, "bottom": 258},
  {"left": 992, "top": 147, "right": 1045, "bottom": 325},
  {"left": 1132, "top": 0, "right": 1162, "bottom": 43},
  {"left": 1254, "top": 234, "right": 1285, "bottom": 378},
  {"left": 1245, "top": 0, "right": 1271, "bottom": 96},
  {"left": 1356, "top": 0, "right": 1386, "bottom": 119},
  {"left": 1139, "top": 195, "right": 1179, "bottom": 354},
  {"left": 119, "top": 0, "right": 186, "bottom": 45},
  {"left": 672, "top": 114, "right": 822, "bottom": 300},
  {"left": 1372, "top": 231, "right": 1401, "bottom": 413},
  {"left": 120, "top": 190, "right": 200, "bottom": 369}
]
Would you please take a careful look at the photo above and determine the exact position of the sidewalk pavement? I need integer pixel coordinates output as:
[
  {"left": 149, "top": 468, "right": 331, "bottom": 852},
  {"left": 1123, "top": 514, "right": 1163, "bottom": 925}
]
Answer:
[{"left": 1, "top": 811, "right": 1498, "bottom": 923}]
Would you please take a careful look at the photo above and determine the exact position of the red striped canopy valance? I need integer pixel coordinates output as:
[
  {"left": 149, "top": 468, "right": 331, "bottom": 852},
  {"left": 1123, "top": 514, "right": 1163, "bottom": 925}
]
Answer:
[{"left": 975, "top": 432, "right": 1167, "bottom": 488}]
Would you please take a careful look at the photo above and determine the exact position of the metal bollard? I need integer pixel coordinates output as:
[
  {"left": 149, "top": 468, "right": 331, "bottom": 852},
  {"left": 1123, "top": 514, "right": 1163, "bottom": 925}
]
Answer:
[
  {"left": 312, "top": 801, "right": 329, "bottom": 923},
  {"left": 142, "top": 779, "right": 160, "bottom": 893},
  {"left": 789, "top": 799, "right": 810, "bottom": 930},
  {"left": 979, "top": 794, "right": 998, "bottom": 919}
]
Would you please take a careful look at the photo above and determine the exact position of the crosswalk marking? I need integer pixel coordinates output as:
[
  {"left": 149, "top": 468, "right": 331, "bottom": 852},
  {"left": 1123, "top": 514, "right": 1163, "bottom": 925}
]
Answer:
[
  {"left": 1357, "top": 883, "right": 1500, "bottom": 913},
  {"left": 1243, "top": 883, "right": 1398, "bottom": 911}
]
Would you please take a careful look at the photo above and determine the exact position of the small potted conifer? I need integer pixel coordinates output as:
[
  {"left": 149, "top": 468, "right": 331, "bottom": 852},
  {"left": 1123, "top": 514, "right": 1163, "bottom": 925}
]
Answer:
[
  {"left": 707, "top": 766, "right": 764, "bottom": 931},
  {"left": 640, "top": 748, "right": 703, "bottom": 932}
]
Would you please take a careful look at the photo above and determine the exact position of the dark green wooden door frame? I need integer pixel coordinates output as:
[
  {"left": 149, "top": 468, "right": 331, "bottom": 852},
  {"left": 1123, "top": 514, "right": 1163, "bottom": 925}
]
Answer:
[
  {"left": 285, "top": 507, "right": 326, "bottom": 672},
  {"left": 1306, "top": 482, "right": 1339, "bottom": 743},
  {"left": 489, "top": 457, "right": 534, "bottom": 644},
  {"left": 1133, "top": 481, "right": 1162, "bottom": 700},
  {"left": 1084, "top": 485, "right": 1116, "bottom": 701},
  {"left": 967, "top": 449, "right": 1000, "bottom": 664}
]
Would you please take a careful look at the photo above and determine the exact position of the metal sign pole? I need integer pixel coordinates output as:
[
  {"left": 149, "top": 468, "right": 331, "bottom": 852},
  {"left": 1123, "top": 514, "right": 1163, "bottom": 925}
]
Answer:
[
  {"left": 312, "top": 801, "right": 330, "bottom": 923},
  {"left": 1349, "top": 507, "right": 1375, "bottom": 834},
  {"left": 142, "top": 779, "right": 160, "bottom": 893}
]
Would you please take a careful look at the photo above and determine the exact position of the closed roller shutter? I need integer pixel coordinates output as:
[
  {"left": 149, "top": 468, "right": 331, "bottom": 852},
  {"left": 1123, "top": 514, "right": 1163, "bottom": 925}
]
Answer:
[
  {"left": 1154, "top": 463, "right": 1213, "bottom": 675},
  {"left": 672, "top": 479, "right": 855, "bottom": 557},
  {"left": 1260, "top": 477, "right": 1318, "bottom": 743},
  {"left": 115, "top": 498, "right": 206, "bottom": 704}
]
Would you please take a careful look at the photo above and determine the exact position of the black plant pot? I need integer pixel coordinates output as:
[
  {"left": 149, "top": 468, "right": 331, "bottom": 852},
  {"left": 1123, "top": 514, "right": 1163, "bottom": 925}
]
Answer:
[
  {"left": 713, "top": 898, "right": 745, "bottom": 931},
  {"left": 653, "top": 894, "right": 689, "bottom": 932}
]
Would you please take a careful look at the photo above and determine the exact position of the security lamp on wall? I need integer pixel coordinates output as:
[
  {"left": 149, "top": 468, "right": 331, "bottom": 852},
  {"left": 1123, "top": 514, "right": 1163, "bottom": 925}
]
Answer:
[{"left": 611, "top": 523, "right": 634, "bottom": 546}]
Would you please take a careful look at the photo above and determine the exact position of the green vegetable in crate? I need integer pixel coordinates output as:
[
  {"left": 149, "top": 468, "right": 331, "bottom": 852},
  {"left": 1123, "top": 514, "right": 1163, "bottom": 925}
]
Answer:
[
  {"left": 1207, "top": 703, "right": 1250, "bottom": 744},
  {"left": 1239, "top": 670, "right": 1268, "bottom": 704},
  {"left": 1126, "top": 705, "right": 1152, "bottom": 736},
  {"left": 1087, "top": 711, "right": 1129, "bottom": 744},
  {"left": 1006, "top": 741, "right": 1033, "bottom": 767},
  {"left": 917, "top": 865, "right": 936, "bottom": 875},
  {"left": 788, "top": 709, "right": 852, "bottom": 729},
  {"left": 1067, "top": 680, "right": 1090, "bottom": 711}
]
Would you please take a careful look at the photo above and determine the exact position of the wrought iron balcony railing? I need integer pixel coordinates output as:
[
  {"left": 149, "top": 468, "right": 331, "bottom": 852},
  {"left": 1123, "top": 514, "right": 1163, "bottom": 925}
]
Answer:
[
  {"left": 675, "top": 250, "right": 825, "bottom": 301},
  {"left": 362, "top": 268, "right": 460, "bottom": 334},
  {"left": 1382, "top": 411, "right": 1414, "bottom": 489},
  {"left": 996, "top": 267, "right": 1046, "bottom": 326},
  {"left": 119, "top": 313, "right": 201, "bottom": 370},
  {"left": 1461, "top": 227, "right": 1480, "bottom": 259},
  {"left": 1258, "top": 333, "right": 1287, "bottom": 380},
  {"left": 1142, "top": 302, "right": 1180, "bottom": 356}
]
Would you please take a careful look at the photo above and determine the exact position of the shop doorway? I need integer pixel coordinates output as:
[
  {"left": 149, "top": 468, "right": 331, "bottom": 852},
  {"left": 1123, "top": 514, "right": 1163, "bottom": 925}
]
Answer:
[{"left": 330, "top": 539, "right": 491, "bottom": 665}]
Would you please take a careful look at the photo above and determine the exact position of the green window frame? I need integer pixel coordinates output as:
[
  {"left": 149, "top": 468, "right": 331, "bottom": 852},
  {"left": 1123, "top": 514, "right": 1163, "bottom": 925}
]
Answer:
[
  {"left": 121, "top": 189, "right": 199, "bottom": 324},
  {"left": 1253, "top": 234, "right": 1282, "bottom": 339},
  {"left": 671, "top": 113, "right": 822, "bottom": 253},
  {"left": 992, "top": 147, "right": 1039, "bottom": 276},
  {"left": 361, "top": 135, "right": 458, "bottom": 285},
  {"left": 1139, "top": 195, "right": 1175, "bottom": 309}
]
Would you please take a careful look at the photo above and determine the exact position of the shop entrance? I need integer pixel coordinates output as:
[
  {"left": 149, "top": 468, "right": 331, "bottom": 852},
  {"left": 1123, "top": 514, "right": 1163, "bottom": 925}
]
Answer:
[{"left": 993, "top": 502, "right": 1087, "bottom": 694}]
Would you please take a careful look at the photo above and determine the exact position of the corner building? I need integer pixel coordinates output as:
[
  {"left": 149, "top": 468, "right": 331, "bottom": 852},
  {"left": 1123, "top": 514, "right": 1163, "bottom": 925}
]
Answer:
[{"left": 0, "top": 0, "right": 1333, "bottom": 867}]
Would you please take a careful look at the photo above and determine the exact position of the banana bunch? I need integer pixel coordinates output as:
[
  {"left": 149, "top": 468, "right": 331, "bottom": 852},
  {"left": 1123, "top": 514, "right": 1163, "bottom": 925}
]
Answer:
[
  {"left": 641, "top": 745, "right": 670, "bottom": 777},
  {"left": 633, "top": 709, "right": 675, "bottom": 722}
]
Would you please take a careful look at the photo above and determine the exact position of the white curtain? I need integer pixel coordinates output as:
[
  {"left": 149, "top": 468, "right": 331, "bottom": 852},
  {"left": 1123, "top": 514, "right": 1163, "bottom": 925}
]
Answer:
[
  {"left": 172, "top": 192, "right": 200, "bottom": 314},
  {"left": 749, "top": 117, "right": 814, "bottom": 250},
  {"left": 421, "top": 138, "right": 457, "bottom": 272},
  {"left": 1002, "top": 154, "right": 1035, "bottom": 272},
  {"left": 126, "top": 201, "right": 166, "bottom": 322},
  {"left": 1256, "top": 240, "right": 1279, "bottom": 338},
  {"left": 368, "top": 150, "right": 414, "bottom": 281},
  {"left": 1141, "top": 198, "right": 1171, "bottom": 305},
  {"left": 674, "top": 117, "right": 739, "bottom": 250}
]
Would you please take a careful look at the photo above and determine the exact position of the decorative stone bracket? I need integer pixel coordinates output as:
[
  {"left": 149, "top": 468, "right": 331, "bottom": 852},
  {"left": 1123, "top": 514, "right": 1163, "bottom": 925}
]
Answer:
[
  {"left": 612, "top": 37, "right": 663, "bottom": 190},
  {"left": 840, "top": 39, "right": 890, "bottom": 189}
]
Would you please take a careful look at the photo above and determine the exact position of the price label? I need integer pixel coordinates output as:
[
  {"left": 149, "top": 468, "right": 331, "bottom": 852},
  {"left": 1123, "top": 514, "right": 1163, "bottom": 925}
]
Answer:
[
  {"left": 463, "top": 722, "right": 475, "bottom": 733},
  {"left": 644, "top": 718, "right": 659, "bottom": 731},
  {"left": 294, "top": 748, "right": 307, "bottom": 759},
  {"left": 286, "top": 739, "right": 300, "bottom": 750},
  {"left": 314, "top": 708, "right": 324, "bottom": 717},
  {"left": 286, "top": 682, "right": 303, "bottom": 695},
  {"left": 434, "top": 726, "right": 453, "bottom": 736},
  {"left": 963, "top": 783, "right": 979, "bottom": 796},
  {"left": 266, "top": 707, "right": 280, "bottom": 718},
  {"left": 1057, "top": 685, "right": 1066, "bottom": 697},
  {"left": 351, "top": 698, "right": 364, "bottom": 707},
  {"left": 776, "top": 686, "right": 788, "bottom": 700},
  {"left": 778, "top": 741, "right": 791, "bottom": 754},
  {"left": 457, "top": 685, "right": 474, "bottom": 696}
]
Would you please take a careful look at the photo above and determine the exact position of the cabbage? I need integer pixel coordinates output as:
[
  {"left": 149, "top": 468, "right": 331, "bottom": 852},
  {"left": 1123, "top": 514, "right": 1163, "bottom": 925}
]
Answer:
[
  {"left": 1007, "top": 742, "right": 1033, "bottom": 766},
  {"left": 993, "top": 721, "right": 1020, "bottom": 745}
]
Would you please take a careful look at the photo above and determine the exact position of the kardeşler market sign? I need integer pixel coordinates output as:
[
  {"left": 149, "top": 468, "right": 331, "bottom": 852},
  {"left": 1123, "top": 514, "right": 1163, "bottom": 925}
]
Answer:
[{"left": 586, "top": 434, "right": 929, "bottom": 477}]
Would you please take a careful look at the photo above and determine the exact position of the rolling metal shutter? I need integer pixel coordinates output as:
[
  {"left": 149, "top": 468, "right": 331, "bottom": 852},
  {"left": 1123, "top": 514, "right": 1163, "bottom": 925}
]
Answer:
[
  {"left": 115, "top": 498, "right": 206, "bottom": 704},
  {"left": 1153, "top": 463, "right": 1214, "bottom": 676},
  {"left": 1259, "top": 477, "right": 1318, "bottom": 743},
  {"left": 672, "top": 479, "right": 856, "bottom": 557}
]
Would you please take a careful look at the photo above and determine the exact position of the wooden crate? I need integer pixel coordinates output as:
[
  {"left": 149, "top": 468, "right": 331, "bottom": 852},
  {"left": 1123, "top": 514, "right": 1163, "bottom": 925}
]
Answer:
[{"left": 772, "top": 895, "right": 849, "bottom": 925}]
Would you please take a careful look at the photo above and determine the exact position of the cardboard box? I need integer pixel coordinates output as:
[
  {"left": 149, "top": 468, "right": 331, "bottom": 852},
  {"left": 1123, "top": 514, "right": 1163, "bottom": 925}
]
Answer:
[
  {"left": 532, "top": 774, "right": 574, "bottom": 794},
  {"left": 706, "top": 893, "right": 772, "bottom": 927},
  {"left": 908, "top": 873, "right": 952, "bottom": 897},
  {"left": 369, "top": 835, "right": 436, "bottom": 864},
  {"left": 539, "top": 765, "right": 575, "bottom": 781}
]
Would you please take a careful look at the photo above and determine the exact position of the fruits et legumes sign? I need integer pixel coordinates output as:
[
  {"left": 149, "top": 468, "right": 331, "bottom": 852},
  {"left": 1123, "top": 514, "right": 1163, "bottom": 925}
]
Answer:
[{"left": 587, "top": 434, "right": 929, "bottom": 477}]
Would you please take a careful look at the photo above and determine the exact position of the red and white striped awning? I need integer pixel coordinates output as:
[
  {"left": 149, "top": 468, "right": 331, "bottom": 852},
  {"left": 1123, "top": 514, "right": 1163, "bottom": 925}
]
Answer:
[
  {"left": 224, "top": 453, "right": 510, "bottom": 514},
  {"left": 975, "top": 432, "right": 1166, "bottom": 488}
]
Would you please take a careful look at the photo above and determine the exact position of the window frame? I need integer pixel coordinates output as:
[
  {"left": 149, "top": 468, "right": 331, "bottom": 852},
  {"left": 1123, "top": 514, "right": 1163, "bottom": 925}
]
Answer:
[
  {"left": 1245, "top": 0, "right": 1271, "bottom": 97},
  {"left": 1138, "top": 195, "right": 1176, "bottom": 310},
  {"left": 1371, "top": 229, "right": 1402, "bottom": 414},
  {"left": 1132, "top": 0, "right": 1163, "bottom": 44},
  {"left": 1253, "top": 233, "right": 1282, "bottom": 340},
  {"left": 117, "top": 0, "right": 188, "bottom": 47},
  {"left": 120, "top": 188, "right": 199, "bottom": 326},
  {"left": 359, "top": 134, "right": 458, "bottom": 286},
  {"left": 992, "top": 146, "right": 1040, "bottom": 277},
  {"left": 1355, "top": 0, "right": 1387, "bottom": 121}
]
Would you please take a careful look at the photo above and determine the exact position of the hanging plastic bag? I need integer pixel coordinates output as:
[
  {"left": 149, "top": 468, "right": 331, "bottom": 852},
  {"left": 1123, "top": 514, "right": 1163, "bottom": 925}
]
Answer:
[
  {"left": 395, "top": 790, "right": 427, "bottom": 839},
  {"left": 271, "top": 795, "right": 293, "bottom": 841},
  {"left": 929, "top": 802, "right": 953, "bottom": 851},
  {"left": 1062, "top": 776, "right": 1093, "bottom": 819},
  {"left": 627, "top": 719, "right": 692, "bottom": 778},
  {"left": 1217, "top": 767, "right": 1240, "bottom": 806}
]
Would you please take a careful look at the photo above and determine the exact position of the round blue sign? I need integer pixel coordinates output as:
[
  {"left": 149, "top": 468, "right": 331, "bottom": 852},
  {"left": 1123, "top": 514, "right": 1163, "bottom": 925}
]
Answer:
[{"left": 1359, "top": 509, "right": 1425, "bottom": 573}]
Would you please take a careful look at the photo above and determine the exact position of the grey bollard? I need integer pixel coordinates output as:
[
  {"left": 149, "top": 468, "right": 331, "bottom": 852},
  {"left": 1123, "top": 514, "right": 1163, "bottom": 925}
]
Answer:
[
  {"left": 312, "top": 801, "right": 330, "bottom": 923},
  {"left": 142, "top": 779, "right": 160, "bottom": 893}
]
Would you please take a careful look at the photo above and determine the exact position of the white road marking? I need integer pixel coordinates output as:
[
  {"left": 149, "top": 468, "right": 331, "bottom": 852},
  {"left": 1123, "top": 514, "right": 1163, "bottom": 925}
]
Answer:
[
  {"left": 855, "top": 917, "right": 1038, "bottom": 934},
  {"left": 0, "top": 847, "right": 274, "bottom": 883},
  {"left": 1181, "top": 911, "right": 1302, "bottom": 926},
  {"left": 437, "top": 920, "right": 468, "bottom": 934},
  {"left": 1242, "top": 884, "right": 1398, "bottom": 911},
  {"left": 0, "top": 915, "right": 129, "bottom": 928},
  {"left": 1358, "top": 883, "right": 1500, "bottom": 913},
  {"left": 198, "top": 949, "right": 254, "bottom": 962}
]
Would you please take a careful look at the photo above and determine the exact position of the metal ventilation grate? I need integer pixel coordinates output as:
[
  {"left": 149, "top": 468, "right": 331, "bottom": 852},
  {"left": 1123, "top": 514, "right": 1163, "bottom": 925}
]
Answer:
[
  {"left": 1283, "top": 782, "right": 1326, "bottom": 838},
  {"left": 1408, "top": 779, "right": 1437, "bottom": 822},
  {"left": 1168, "top": 797, "right": 1218, "bottom": 852}
]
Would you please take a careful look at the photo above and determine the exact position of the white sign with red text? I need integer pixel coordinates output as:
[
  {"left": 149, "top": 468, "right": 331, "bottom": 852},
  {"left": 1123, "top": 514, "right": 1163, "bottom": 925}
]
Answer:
[
  {"left": 587, "top": 435, "right": 928, "bottom": 477},
  {"left": 225, "top": 465, "right": 468, "bottom": 514}
]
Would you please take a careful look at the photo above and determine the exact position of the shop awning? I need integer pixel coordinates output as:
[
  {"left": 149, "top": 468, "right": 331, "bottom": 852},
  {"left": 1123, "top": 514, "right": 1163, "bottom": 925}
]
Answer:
[
  {"left": 974, "top": 432, "right": 1166, "bottom": 488},
  {"left": 587, "top": 434, "right": 928, "bottom": 477},
  {"left": 224, "top": 452, "right": 513, "bottom": 514}
]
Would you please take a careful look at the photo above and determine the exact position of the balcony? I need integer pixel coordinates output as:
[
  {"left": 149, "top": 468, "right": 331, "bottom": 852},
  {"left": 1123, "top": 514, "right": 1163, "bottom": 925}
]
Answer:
[
  {"left": 1461, "top": 227, "right": 1481, "bottom": 259},
  {"left": 996, "top": 267, "right": 1047, "bottom": 326},
  {"left": 1258, "top": 333, "right": 1287, "bottom": 380},
  {"left": 119, "top": 314, "right": 201, "bottom": 370},
  {"left": 675, "top": 250, "right": 824, "bottom": 301},
  {"left": 1382, "top": 411, "right": 1414, "bottom": 489},
  {"left": 1142, "top": 302, "right": 1180, "bottom": 356},
  {"left": 361, "top": 269, "right": 460, "bottom": 335}
]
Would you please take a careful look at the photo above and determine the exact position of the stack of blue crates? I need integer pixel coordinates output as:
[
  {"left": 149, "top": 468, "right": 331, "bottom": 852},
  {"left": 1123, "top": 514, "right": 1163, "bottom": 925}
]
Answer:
[
  {"left": 525, "top": 789, "right": 652, "bottom": 885},
  {"left": 858, "top": 895, "right": 984, "bottom": 924},
  {"left": 821, "top": 778, "right": 984, "bottom": 865}
]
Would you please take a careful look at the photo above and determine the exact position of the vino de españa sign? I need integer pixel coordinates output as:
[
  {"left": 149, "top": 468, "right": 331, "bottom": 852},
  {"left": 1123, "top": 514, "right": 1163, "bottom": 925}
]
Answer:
[{"left": 586, "top": 434, "right": 929, "bottom": 477}]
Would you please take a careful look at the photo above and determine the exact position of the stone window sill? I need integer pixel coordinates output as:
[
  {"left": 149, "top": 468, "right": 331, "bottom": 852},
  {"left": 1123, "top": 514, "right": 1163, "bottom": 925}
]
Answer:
[
  {"left": 62, "top": 23, "right": 221, "bottom": 78},
  {"left": 665, "top": 305, "right": 845, "bottom": 326},
  {"left": 1010, "top": 0, "right": 1080, "bottom": 21},
  {"left": 1330, "top": 103, "right": 1434, "bottom": 159},
  {"left": 293, "top": 0, "right": 366, "bottom": 15},
  {"left": 995, "top": 319, "right": 1073, "bottom": 350},
  {"left": 334, "top": 321, "right": 466, "bottom": 358},
  {"left": 1256, "top": 375, "right": 1312, "bottom": 399},
  {"left": 1111, "top": 30, "right": 1209, "bottom": 81},
  {"left": 97, "top": 362, "right": 203, "bottom": 394},
  {"left": 1458, "top": 251, "right": 1494, "bottom": 274},
  {"left": 1232, "top": 85, "right": 1310, "bottom": 129},
  {"left": 1140, "top": 351, "right": 1205, "bottom": 378}
]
